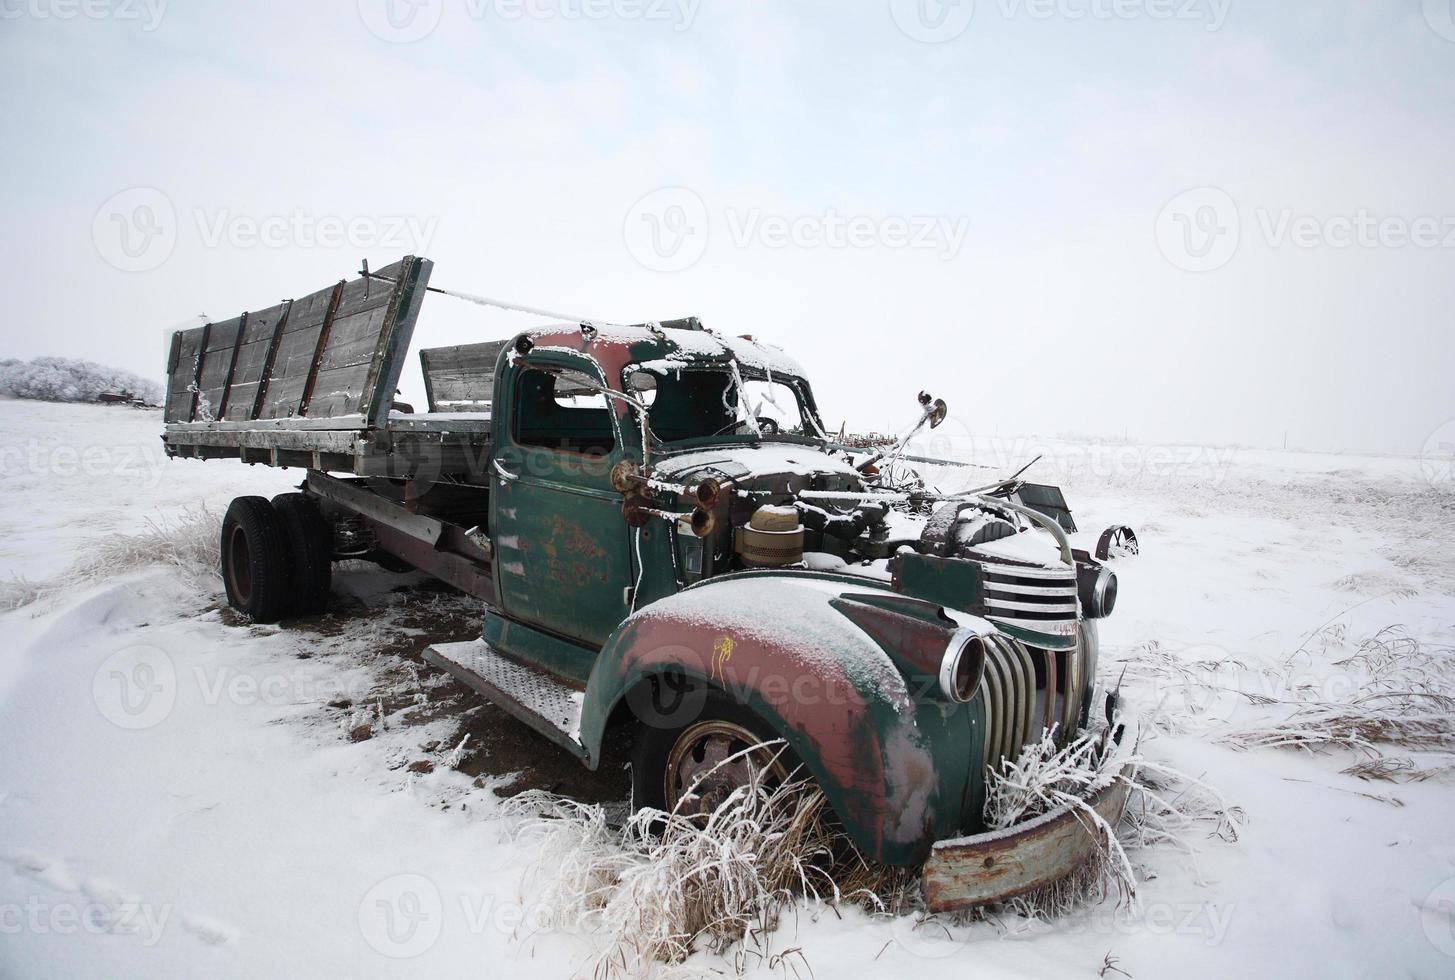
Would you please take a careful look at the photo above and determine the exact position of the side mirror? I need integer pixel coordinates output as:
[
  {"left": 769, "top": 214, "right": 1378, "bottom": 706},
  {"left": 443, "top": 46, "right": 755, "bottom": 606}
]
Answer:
[
  {"left": 919, "top": 391, "right": 949, "bottom": 429},
  {"left": 626, "top": 371, "right": 658, "bottom": 394}
]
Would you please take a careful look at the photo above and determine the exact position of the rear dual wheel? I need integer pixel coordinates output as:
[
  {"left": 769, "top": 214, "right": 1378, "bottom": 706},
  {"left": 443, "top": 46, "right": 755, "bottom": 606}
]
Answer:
[{"left": 220, "top": 494, "right": 332, "bottom": 623}]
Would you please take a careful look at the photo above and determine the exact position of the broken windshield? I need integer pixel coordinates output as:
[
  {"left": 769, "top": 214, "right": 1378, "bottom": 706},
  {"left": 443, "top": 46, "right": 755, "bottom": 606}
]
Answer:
[{"left": 623, "top": 365, "right": 825, "bottom": 444}]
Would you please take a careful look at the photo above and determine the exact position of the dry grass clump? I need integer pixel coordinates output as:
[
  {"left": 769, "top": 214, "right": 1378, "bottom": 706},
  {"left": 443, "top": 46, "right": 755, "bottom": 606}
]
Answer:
[
  {"left": 1220, "top": 629, "right": 1455, "bottom": 779},
  {"left": 0, "top": 507, "right": 221, "bottom": 612},
  {"left": 505, "top": 745, "right": 907, "bottom": 978},
  {"left": 982, "top": 718, "right": 1242, "bottom": 920},
  {"left": 0, "top": 577, "right": 47, "bottom": 613},
  {"left": 74, "top": 507, "right": 223, "bottom": 584},
  {"left": 1116, "top": 625, "right": 1455, "bottom": 781}
]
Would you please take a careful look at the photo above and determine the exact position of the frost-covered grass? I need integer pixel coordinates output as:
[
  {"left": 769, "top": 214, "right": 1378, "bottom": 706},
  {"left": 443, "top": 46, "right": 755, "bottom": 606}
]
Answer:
[
  {"left": 1120, "top": 623, "right": 1455, "bottom": 780},
  {"left": 976, "top": 718, "right": 1244, "bottom": 923},
  {"left": 0, "top": 507, "right": 220, "bottom": 611},
  {"left": 505, "top": 747, "right": 911, "bottom": 978}
]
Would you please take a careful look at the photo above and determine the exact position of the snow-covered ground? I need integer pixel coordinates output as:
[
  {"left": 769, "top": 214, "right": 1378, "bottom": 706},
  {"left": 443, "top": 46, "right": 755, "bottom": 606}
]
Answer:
[{"left": 1, "top": 398, "right": 1453, "bottom": 978}]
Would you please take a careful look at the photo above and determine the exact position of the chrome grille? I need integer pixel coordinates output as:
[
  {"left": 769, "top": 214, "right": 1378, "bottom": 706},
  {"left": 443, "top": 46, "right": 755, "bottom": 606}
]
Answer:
[
  {"left": 979, "top": 560, "right": 1080, "bottom": 639},
  {"left": 979, "top": 636, "right": 1038, "bottom": 775}
]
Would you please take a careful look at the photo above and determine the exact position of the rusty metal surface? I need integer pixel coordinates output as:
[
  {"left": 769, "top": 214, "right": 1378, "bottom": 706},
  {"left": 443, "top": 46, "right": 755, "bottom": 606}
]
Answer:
[{"left": 922, "top": 761, "right": 1135, "bottom": 912}]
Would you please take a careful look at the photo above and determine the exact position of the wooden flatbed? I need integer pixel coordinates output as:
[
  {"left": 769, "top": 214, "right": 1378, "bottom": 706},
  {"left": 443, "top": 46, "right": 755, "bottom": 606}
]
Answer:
[{"left": 160, "top": 256, "right": 506, "bottom": 482}]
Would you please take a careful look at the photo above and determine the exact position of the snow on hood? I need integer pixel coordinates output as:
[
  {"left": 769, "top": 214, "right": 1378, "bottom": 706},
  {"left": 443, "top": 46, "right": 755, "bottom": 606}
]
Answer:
[{"left": 650, "top": 443, "right": 861, "bottom": 484}]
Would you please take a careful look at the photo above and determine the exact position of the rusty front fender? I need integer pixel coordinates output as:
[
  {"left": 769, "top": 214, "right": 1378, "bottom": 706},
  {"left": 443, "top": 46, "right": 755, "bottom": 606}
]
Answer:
[{"left": 577, "top": 575, "right": 983, "bottom": 866}]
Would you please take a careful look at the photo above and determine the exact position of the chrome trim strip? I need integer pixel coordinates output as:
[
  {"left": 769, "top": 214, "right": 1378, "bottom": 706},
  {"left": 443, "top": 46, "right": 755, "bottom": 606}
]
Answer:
[
  {"left": 1010, "top": 642, "right": 1035, "bottom": 754},
  {"left": 983, "top": 655, "right": 1006, "bottom": 770},
  {"left": 986, "top": 598, "right": 1080, "bottom": 614},
  {"left": 981, "top": 565, "right": 1076, "bottom": 582},
  {"left": 985, "top": 583, "right": 1079, "bottom": 598},
  {"left": 1065, "top": 627, "right": 1085, "bottom": 737},
  {"left": 1006, "top": 639, "right": 1030, "bottom": 750}
]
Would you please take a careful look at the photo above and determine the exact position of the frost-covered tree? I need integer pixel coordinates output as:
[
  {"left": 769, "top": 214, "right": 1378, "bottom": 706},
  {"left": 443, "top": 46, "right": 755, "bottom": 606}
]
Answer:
[{"left": 0, "top": 357, "right": 164, "bottom": 405}]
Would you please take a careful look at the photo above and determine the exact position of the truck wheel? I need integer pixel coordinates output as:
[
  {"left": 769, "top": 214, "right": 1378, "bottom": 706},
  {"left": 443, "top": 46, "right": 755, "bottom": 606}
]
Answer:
[
  {"left": 631, "top": 688, "right": 800, "bottom": 819},
  {"left": 221, "top": 496, "right": 292, "bottom": 623},
  {"left": 271, "top": 493, "right": 333, "bottom": 616}
]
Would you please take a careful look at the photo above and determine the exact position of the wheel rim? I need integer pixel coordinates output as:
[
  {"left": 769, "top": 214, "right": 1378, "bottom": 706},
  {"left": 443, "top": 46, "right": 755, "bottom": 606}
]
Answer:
[
  {"left": 227, "top": 524, "right": 253, "bottom": 605},
  {"left": 663, "top": 719, "right": 789, "bottom": 819}
]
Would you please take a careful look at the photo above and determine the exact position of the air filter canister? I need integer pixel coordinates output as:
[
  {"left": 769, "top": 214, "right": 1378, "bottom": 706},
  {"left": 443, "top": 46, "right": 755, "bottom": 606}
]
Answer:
[{"left": 735, "top": 505, "right": 805, "bottom": 567}]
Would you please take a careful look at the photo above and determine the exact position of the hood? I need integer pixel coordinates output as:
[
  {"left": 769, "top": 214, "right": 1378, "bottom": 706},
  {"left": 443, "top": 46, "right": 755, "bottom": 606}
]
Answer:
[{"left": 650, "top": 442, "right": 863, "bottom": 486}]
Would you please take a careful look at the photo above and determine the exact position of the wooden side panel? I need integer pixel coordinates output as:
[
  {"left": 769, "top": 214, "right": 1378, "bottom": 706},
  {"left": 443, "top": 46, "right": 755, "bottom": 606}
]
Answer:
[
  {"left": 306, "top": 274, "right": 393, "bottom": 418},
  {"left": 164, "top": 327, "right": 206, "bottom": 422},
  {"left": 221, "top": 302, "right": 290, "bottom": 421},
  {"left": 420, "top": 340, "right": 508, "bottom": 412},
  {"left": 163, "top": 257, "right": 433, "bottom": 425},
  {"left": 194, "top": 315, "right": 245, "bottom": 420}
]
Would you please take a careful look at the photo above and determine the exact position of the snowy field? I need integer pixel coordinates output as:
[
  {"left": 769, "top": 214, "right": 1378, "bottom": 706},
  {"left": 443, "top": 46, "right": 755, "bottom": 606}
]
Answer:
[{"left": 1, "top": 397, "right": 1453, "bottom": 979}]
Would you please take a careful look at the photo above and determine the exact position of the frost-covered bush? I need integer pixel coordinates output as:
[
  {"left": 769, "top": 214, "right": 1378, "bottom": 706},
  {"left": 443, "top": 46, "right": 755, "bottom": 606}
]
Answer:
[{"left": 0, "top": 356, "right": 163, "bottom": 405}]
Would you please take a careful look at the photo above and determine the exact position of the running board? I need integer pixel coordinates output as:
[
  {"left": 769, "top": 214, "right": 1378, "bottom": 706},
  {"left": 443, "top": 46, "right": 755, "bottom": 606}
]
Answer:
[{"left": 423, "top": 640, "right": 587, "bottom": 758}]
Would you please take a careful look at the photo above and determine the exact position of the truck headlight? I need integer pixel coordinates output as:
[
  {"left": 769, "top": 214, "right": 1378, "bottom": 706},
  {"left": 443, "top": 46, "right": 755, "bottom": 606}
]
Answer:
[
  {"left": 939, "top": 627, "right": 990, "bottom": 704},
  {"left": 1077, "top": 565, "right": 1118, "bottom": 619}
]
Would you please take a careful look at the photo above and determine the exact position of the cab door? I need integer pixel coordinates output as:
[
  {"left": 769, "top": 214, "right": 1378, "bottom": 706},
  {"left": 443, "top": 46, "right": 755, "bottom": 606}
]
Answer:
[{"left": 490, "top": 353, "right": 635, "bottom": 650}]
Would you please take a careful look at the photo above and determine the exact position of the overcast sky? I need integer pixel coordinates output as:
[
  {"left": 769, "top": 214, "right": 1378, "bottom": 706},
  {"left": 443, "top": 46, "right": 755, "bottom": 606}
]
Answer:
[{"left": 1, "top": 0, "right": 1451, "bottom": 453}]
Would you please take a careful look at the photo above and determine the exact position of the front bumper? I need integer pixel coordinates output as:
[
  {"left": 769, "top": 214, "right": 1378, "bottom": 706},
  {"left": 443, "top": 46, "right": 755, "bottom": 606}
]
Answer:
[{"left": 922, "top": 721, "right": 1137, "bottom": 912}]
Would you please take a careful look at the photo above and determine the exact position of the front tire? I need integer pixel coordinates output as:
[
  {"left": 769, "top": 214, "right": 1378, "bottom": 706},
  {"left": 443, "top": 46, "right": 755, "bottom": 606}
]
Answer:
[
  {"left": 221, "top": 496, "right": 292, "bottom": 623},
  {"left": 631, "top": 688, "right": 799, "bottom": 818}
]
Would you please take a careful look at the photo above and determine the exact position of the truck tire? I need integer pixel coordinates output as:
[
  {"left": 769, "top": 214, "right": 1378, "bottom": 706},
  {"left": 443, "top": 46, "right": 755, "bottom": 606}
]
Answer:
[
  {"left": 272, "top": 493, "right": 333, "bottom": 616},
  {"left": 221, "top": 496, "right": 292, "bottom": 623},
  {"left": 630, "top": 687, "right": 802, "bottom": 819}
]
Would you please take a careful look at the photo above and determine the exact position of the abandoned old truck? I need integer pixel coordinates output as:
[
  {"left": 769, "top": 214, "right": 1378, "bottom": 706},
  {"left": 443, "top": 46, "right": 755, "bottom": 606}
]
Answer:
[{"left": 161, "top": 256, "right": 1135, "bottom": 911}]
